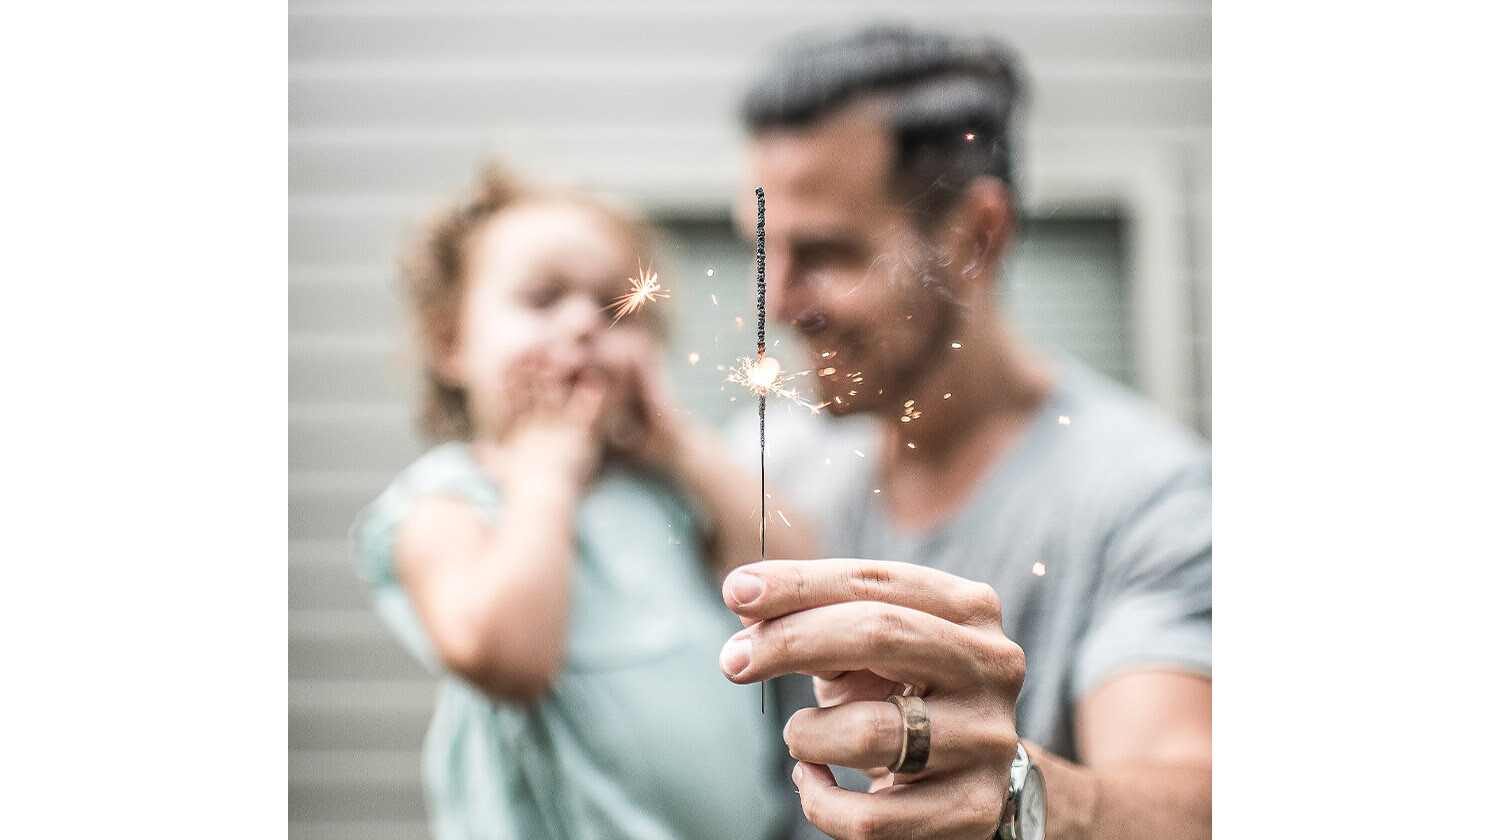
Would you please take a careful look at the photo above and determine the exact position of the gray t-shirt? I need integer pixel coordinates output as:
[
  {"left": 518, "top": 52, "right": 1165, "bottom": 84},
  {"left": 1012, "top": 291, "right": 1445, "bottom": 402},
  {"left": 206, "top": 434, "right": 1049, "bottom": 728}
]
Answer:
[{"left": 738, "top": 360, "right": 1211, "bottom": 765}]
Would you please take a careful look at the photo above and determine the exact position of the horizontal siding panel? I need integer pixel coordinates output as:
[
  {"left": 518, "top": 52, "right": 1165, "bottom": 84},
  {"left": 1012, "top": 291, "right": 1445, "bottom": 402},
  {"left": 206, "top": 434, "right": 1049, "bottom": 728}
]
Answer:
[
  {"left": 290, "top": 609, "right": 429, "bottom": 680},
  {"left": 291, "top": 748, "right": 422, "bottom": 784},
  {"left": 292, "top": 676, "right": 437, "bottom": 707},
  {"left": 291, "top": 72, "right": 1206, "bottom": 133},
  {"left": 291, "top": 407, "right": 421, "bottom": 473},
  {"left": 290, "top": 789, "right": 426, "bottom": 825},
  {"left": 291, "top": 206, "right": 409, "bottom": 266},
  {"left": 291, "top": 194, "right": 740, "bottom": 265},
  {"left": 290, "top": 340, "right": 412, "bottom": 403},
  {"left": 289, "top": 127, "right": 737, "bottom": 196},
  {"left": 290, "top": 275, "right": 402, "bottom": 336},
  {"left": 290, "top": 9, "right": 1207, "bottom": 65},
  {"left": 291, "top": 607, "right": 400, "bottom": 636},
  {"left": 289, "top": 127, "right": 1206, "bottom": 200},
  {"left": 290, "top": 693, "right": 431, "bottom": 751},
  {"left": 290, "top": 0, "right": 1205, "bottom": 14},
  {"left": 290, "top": 553, "right": 367, "bottom": 612},
  {"left": 290, "top": 74, "right": 734, "bottom": 129},
  {"left": 291, "top": 474, "right": 390, "bottom": 541},
  {"left": 291, "top": 821, "right": 431, "bottom": 840},
  {"left": 290, "top": 750, "right": 426, "bottom": 821}
]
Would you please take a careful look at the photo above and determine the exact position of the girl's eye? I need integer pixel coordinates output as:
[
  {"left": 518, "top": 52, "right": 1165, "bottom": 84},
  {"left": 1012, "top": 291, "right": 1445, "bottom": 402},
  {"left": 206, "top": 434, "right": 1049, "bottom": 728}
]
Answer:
[{"left": 523, "top": 285, "right": 563, "bottom": 309}]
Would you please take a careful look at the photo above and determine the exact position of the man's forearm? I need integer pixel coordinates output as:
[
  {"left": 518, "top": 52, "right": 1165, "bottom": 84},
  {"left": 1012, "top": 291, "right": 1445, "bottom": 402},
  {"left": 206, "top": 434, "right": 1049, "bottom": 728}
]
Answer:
[{"left": 1026, "top": 742, "right": 1210, "bottom": 840}]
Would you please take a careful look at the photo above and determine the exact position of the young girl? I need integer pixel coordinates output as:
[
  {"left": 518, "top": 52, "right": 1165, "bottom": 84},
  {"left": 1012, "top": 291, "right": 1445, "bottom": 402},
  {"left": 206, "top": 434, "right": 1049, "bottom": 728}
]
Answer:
[{"left": 352, "top": 163, "right": 808, "bottom": 840}]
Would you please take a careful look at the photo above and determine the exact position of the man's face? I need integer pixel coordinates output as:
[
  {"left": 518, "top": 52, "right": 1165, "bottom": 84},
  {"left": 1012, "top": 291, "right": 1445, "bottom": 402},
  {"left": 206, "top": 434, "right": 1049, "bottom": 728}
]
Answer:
[{"left": 740, "top": 105, "right": 963, "bottom": 417}]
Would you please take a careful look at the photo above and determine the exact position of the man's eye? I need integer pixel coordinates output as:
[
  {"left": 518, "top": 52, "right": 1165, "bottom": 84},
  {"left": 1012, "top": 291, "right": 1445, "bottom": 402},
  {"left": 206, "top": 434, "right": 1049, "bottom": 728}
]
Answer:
[{"left": 797, "top": 242, "right": 859, "bottom": 270}]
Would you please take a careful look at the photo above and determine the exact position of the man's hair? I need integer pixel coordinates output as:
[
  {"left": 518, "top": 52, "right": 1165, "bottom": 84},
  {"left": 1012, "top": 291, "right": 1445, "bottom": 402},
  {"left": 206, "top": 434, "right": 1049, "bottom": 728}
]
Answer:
[
  {"left": 740, "top": 25, "right": 1026, "bottom": 228},
  {"left": 398, "top": 161, "right": 660, "bottom": 442}
]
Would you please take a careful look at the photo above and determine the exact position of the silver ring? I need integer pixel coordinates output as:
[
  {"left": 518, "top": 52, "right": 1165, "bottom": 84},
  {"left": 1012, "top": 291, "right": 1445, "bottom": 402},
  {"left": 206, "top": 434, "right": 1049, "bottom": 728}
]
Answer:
[{"left": 885, "top": 694, "right": 931, "bottom": 774}]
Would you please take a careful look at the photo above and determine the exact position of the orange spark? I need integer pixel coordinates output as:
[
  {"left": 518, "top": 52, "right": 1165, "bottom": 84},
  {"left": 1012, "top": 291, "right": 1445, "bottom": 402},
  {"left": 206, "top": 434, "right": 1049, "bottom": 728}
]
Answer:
[{"left": 608, "top": 265, "right": 667, "bottom": 323}]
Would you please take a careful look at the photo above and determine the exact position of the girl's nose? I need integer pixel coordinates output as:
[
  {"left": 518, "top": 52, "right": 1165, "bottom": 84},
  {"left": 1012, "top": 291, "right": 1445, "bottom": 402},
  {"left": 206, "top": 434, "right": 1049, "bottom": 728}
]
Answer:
[{"left": 558, "top": 291, "right": 606, "bottom": 339}]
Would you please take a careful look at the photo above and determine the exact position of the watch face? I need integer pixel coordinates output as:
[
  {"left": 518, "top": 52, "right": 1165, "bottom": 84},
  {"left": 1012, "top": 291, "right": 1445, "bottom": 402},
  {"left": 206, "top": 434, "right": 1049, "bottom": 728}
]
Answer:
[{"left": 1020, "top": 766, "right": 1046, "bottom": 838}]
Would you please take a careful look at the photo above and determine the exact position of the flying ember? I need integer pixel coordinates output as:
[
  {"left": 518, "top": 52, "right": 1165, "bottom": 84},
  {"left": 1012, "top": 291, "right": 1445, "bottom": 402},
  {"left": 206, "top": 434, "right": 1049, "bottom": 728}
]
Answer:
[{"left": 608, "top": 266, "right": 667, "bottom": 323}]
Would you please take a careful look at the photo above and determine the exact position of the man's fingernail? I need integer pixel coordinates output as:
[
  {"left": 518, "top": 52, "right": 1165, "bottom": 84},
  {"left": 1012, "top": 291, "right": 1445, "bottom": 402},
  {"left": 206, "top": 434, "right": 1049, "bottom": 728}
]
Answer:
[
  {"left": 792, "top": 763, "right": 804, "bottom": 786},
  {"left": 729, "top": 572, "right": 765, "bottom": 606},
  {"left": 719, "top": 637, "right": 752, "bottom": 676}
]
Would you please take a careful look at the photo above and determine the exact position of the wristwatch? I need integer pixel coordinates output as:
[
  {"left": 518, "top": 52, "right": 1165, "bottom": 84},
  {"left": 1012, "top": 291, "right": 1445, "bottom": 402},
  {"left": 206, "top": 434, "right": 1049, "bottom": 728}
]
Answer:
[{"left": 996, "top": 742, "right": 1045, "bottom": 840}]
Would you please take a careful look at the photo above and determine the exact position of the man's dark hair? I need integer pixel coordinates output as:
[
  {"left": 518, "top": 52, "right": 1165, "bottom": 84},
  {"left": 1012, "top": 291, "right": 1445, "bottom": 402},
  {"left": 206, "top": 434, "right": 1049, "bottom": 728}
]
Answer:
[{"left": 740, "top": 25, "right": 1026, "bottom": 229}]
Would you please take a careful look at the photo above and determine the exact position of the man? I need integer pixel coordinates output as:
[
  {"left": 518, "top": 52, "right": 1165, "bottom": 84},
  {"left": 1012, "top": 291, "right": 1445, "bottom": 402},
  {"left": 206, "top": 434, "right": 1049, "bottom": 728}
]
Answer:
[{"left": 719, "top": 26, "right": 1211, "bottom": 840}]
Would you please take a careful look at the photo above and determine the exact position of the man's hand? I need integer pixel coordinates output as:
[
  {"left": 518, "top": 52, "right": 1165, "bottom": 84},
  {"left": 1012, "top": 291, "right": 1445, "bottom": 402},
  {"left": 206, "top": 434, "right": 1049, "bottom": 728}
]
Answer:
[{"left": 719, "top": 558, "right": 1025, "bottom": 840}]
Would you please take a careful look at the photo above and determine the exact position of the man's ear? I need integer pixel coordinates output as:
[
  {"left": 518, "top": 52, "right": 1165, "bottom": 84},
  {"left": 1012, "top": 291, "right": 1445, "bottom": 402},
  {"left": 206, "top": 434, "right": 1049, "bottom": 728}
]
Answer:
[{"left": 938, "top": 176, "right": 1015, "bottom": 286}]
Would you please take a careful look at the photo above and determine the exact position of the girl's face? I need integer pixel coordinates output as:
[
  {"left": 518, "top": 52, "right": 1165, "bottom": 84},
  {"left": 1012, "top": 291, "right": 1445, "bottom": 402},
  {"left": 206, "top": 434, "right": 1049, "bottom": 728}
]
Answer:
[{"left": 442, "top": 200, "right": 654, "bottom": 440}]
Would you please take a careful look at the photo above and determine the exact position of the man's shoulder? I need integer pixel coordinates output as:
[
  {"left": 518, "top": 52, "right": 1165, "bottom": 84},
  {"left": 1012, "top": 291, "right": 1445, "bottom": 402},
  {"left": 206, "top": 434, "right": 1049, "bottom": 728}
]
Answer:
[
  {"left": 1048, "top": 364, "right": 1208, "bottom": 477},
  {"left": 1003, "top": 364, "right": 1209, "bottom": 534}
]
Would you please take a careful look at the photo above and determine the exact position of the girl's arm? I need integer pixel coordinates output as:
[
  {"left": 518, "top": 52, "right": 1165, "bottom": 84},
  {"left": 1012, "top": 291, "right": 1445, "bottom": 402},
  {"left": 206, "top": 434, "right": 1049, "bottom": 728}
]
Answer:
[{"left": 393, "top": 375, "right": 606, "bottom": 705}]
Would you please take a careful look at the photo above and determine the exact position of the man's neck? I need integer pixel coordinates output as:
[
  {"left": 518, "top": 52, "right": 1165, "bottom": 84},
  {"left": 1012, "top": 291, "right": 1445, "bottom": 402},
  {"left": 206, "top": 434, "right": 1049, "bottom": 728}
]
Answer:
[{"left": 875, "top": 318, "right": 1053, "bottom": 531}]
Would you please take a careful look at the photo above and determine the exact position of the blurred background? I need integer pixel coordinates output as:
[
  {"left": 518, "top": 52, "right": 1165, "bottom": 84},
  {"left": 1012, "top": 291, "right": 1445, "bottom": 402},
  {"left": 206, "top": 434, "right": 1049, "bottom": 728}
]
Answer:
[{"left": 289, "top": 1, "right": 1209, "bottom": 837}]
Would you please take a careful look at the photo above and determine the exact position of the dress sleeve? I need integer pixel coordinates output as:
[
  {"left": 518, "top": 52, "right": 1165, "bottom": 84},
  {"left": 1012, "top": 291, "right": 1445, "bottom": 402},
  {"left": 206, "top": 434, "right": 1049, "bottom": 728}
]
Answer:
[
  {"left": 1070, "top": 462, "right": 1212, "bottom": 702},
  {"left": 349, "top": 447, "right": 496, "bottom": 673}
]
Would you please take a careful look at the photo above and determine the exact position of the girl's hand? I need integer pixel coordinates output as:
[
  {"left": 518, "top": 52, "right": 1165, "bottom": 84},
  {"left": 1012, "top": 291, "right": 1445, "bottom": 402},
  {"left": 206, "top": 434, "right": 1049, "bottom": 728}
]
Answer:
[
  {"left": 474, "top": 354, "right": 608, "bottom": 498},
  {"left": 595, "top": 329, "right": 690, "bottom": 475}
]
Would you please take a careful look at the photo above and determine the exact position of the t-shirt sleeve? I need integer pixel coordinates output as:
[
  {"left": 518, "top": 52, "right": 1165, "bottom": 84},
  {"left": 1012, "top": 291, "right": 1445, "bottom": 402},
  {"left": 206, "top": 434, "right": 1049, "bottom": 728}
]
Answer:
[
  {"left": 349, "top": 450, "right": 495, "bottom": 674},
  {"left": 1071, "top": 462, "right": 1212, "bottom": 701}
]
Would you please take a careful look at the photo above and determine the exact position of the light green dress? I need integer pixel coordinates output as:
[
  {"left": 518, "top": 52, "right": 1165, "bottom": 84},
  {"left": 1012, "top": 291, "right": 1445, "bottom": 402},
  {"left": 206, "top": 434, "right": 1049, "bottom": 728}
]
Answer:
[{"left": 352, "top": 443, "right": 787, "bottom": 840}]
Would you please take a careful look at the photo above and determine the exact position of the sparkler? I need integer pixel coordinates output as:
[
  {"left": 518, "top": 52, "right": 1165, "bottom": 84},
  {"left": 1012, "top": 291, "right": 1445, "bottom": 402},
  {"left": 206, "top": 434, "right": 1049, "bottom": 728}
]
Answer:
[
  {"left": 729, "top": 190, "right": 831, "bottom": 711},
  {"left": 607, "top": 264, "right": 667, "bottom": 323},
  {"left": 726, "top": 355, "right": 820, "bottom": 410},
  {"left": 755, "top": 187, "right": 766, "bottom": 713}
]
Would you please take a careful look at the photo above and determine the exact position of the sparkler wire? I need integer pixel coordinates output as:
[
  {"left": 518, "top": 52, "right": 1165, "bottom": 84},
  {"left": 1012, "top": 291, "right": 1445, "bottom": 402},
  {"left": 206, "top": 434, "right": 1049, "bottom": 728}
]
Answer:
[{"left": 756, "top": 186, "right": 766, "bottom": 714}]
